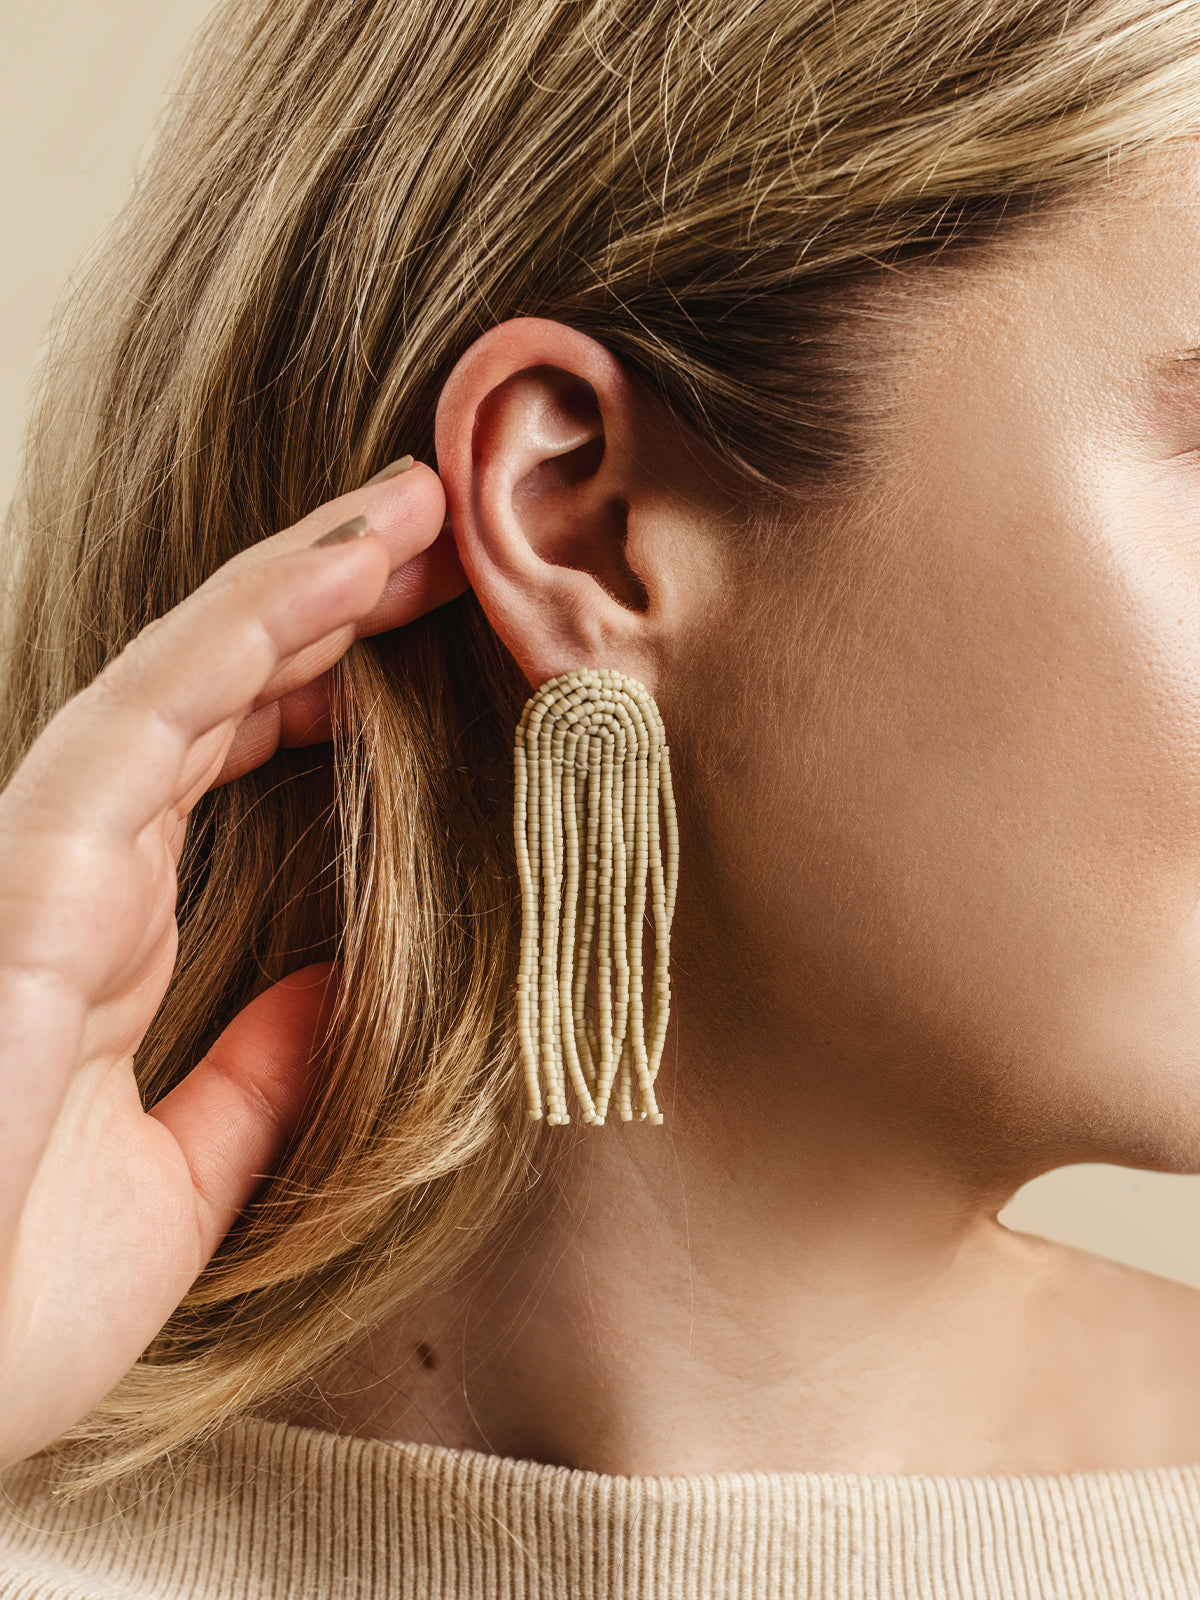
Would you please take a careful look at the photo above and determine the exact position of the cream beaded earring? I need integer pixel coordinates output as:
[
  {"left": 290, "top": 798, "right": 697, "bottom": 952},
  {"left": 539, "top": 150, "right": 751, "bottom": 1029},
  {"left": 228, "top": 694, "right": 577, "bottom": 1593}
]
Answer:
[{"left": 514, "top": 668, "right": 679, "bottom": 1125}]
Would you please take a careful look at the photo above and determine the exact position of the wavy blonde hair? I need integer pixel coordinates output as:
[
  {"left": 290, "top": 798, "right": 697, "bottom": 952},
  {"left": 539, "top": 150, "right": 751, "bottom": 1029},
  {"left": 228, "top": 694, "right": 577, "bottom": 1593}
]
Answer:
[{"left": 5, "top": 0, "right": 1200, "bottom": 1491}]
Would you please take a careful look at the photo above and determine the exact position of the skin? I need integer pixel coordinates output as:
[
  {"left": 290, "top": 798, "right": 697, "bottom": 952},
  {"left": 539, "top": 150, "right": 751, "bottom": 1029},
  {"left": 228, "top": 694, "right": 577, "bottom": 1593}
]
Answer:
[
  {"left": 278, "top": 139, "right": 1200, "bottom": 1475},
  {"left": 0, "top": 465, "right": 462, "bottom": 1467},
  {"left": 8, "top": 139, "right": 1200, "bottom": 1477}
]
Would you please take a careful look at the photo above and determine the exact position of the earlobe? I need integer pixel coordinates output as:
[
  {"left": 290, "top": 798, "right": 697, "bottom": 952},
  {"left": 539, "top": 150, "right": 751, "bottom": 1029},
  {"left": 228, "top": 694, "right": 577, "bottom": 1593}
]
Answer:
[{"left": 434, "top": 318, "right": 658, "bottom": 689}]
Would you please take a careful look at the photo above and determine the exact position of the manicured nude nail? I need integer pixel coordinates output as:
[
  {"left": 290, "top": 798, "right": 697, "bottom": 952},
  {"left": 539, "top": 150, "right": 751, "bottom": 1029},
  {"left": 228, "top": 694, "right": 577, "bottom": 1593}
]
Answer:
[
  {"left": 362, "top": 454, "right": 415, "bottom": 486},
  {"left": 312, "top": 514, "right": 368, "bottom": 548}
]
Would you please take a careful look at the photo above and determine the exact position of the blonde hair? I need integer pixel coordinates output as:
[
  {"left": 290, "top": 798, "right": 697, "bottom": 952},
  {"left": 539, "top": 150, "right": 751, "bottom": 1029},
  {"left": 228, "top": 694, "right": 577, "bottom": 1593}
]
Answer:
[{"left": 5, "top": 0, "right": 1200, "bottom": 1491}]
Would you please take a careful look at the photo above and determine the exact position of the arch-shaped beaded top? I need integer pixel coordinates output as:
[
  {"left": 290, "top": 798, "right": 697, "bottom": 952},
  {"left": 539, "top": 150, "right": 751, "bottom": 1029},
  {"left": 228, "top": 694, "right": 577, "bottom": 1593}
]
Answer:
[{"left": 514, "top": 669, "right": 679, "bottom": 1125}]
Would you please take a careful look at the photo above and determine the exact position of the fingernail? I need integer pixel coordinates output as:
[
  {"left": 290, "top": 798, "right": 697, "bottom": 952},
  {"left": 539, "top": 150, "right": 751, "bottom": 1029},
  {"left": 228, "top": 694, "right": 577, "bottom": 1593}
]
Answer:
[
  {"left": 312, "top": 514, "right": 368, "bottom": 548},
  {"left": 362, "top": 454, "right": 414, "bottom": 486}
]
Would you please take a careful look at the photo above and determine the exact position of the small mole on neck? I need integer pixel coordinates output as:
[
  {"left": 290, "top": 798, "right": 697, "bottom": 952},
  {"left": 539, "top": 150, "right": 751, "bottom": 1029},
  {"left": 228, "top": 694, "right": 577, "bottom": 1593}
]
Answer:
[{"left": 415, "top": 1341, "right": 439, "bottom": 1371}]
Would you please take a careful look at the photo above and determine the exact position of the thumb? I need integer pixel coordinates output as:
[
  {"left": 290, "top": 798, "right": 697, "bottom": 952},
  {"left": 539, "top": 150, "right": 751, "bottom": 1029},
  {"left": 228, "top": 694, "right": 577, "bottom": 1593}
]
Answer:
[{"left": 148, "top": 963, "right": 336, "bottom": 1261}]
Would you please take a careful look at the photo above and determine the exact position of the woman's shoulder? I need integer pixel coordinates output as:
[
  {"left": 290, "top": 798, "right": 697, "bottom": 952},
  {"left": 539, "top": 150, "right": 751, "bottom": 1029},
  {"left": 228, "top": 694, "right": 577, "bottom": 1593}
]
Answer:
[{"left": 1008, "top": 1227, "right": 1200, "bottom": 1470}]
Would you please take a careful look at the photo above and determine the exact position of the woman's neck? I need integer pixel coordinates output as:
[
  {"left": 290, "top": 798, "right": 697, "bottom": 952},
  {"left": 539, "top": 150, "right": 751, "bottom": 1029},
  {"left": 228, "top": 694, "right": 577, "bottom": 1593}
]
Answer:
[{"left": 272, "top": 1002, "right": 1200, "bottom": 1475}]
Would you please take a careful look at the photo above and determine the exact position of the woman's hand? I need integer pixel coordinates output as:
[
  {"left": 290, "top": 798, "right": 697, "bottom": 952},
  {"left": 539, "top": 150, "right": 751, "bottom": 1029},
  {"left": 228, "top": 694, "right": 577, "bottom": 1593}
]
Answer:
[{"left": 0, "top": 461, "right": 465, "bottom": 1468}]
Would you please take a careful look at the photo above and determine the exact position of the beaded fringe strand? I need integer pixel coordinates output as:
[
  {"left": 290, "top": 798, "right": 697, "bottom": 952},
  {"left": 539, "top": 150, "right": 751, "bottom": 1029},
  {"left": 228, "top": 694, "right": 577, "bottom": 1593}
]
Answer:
[{"left": 514, "top": 669, "right": 679, "bottom": 1125}]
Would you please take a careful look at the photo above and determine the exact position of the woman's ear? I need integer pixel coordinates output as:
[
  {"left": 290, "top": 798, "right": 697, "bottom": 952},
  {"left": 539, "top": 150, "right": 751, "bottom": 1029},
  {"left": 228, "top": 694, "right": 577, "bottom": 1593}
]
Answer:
[{"left": 434, "top": 317, "right": 667, "bottom": 691}]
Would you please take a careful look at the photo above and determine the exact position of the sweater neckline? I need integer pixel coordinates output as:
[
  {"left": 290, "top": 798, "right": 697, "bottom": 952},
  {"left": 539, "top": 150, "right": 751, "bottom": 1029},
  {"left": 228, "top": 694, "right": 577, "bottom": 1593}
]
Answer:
[
  {"left": 9, "top": 1410, "right": 1200, "bottom": 1600},
  {"left": 245, "top": 1412, "right": 1200, "bottom": 1489}
]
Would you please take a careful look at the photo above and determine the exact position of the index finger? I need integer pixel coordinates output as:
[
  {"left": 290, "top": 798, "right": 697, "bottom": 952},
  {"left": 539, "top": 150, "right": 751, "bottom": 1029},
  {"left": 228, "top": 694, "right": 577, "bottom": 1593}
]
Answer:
[
  {"left": 237, "top": 458, "right": 448, "bottom": 583},
  {"left": 2, "top": 463, "right": 447, "bottom": 844},
  {"left": 212, "top": 520, "right": 468, "bottom": 785}
]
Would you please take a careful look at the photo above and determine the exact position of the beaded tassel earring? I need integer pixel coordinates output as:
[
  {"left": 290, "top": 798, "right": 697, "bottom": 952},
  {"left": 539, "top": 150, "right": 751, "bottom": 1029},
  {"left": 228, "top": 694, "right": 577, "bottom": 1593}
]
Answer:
[{"left": 514, "top": 668, "right": 679, "bottom": 1125}]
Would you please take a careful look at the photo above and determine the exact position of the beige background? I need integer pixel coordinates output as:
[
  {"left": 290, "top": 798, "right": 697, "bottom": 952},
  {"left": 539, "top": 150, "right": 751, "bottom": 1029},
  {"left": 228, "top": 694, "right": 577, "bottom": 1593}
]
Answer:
[{"left": 6, "top": 1, "right": 1200, "bottom": 1287}]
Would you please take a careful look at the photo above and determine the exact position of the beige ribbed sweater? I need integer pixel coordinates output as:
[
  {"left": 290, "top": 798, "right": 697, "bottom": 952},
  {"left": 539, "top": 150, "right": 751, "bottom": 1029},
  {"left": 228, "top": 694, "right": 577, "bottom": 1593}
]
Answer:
[{"left": 2, "top": 1417, "right": 1200, "bottom": 1599}]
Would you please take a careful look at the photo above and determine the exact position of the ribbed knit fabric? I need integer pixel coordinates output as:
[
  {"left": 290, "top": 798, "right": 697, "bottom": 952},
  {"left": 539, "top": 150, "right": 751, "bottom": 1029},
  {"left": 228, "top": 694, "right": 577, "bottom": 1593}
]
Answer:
[{"left": 3, "top": 1417, "right": 1200, "bottom": 1599}]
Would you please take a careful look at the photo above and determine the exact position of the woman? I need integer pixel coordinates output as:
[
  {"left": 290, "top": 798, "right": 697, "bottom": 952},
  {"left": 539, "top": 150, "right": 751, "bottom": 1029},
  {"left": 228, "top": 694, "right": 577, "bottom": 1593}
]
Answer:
[{"left": 4, "top": 0, "right": 1200, "bottom": 1592}]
